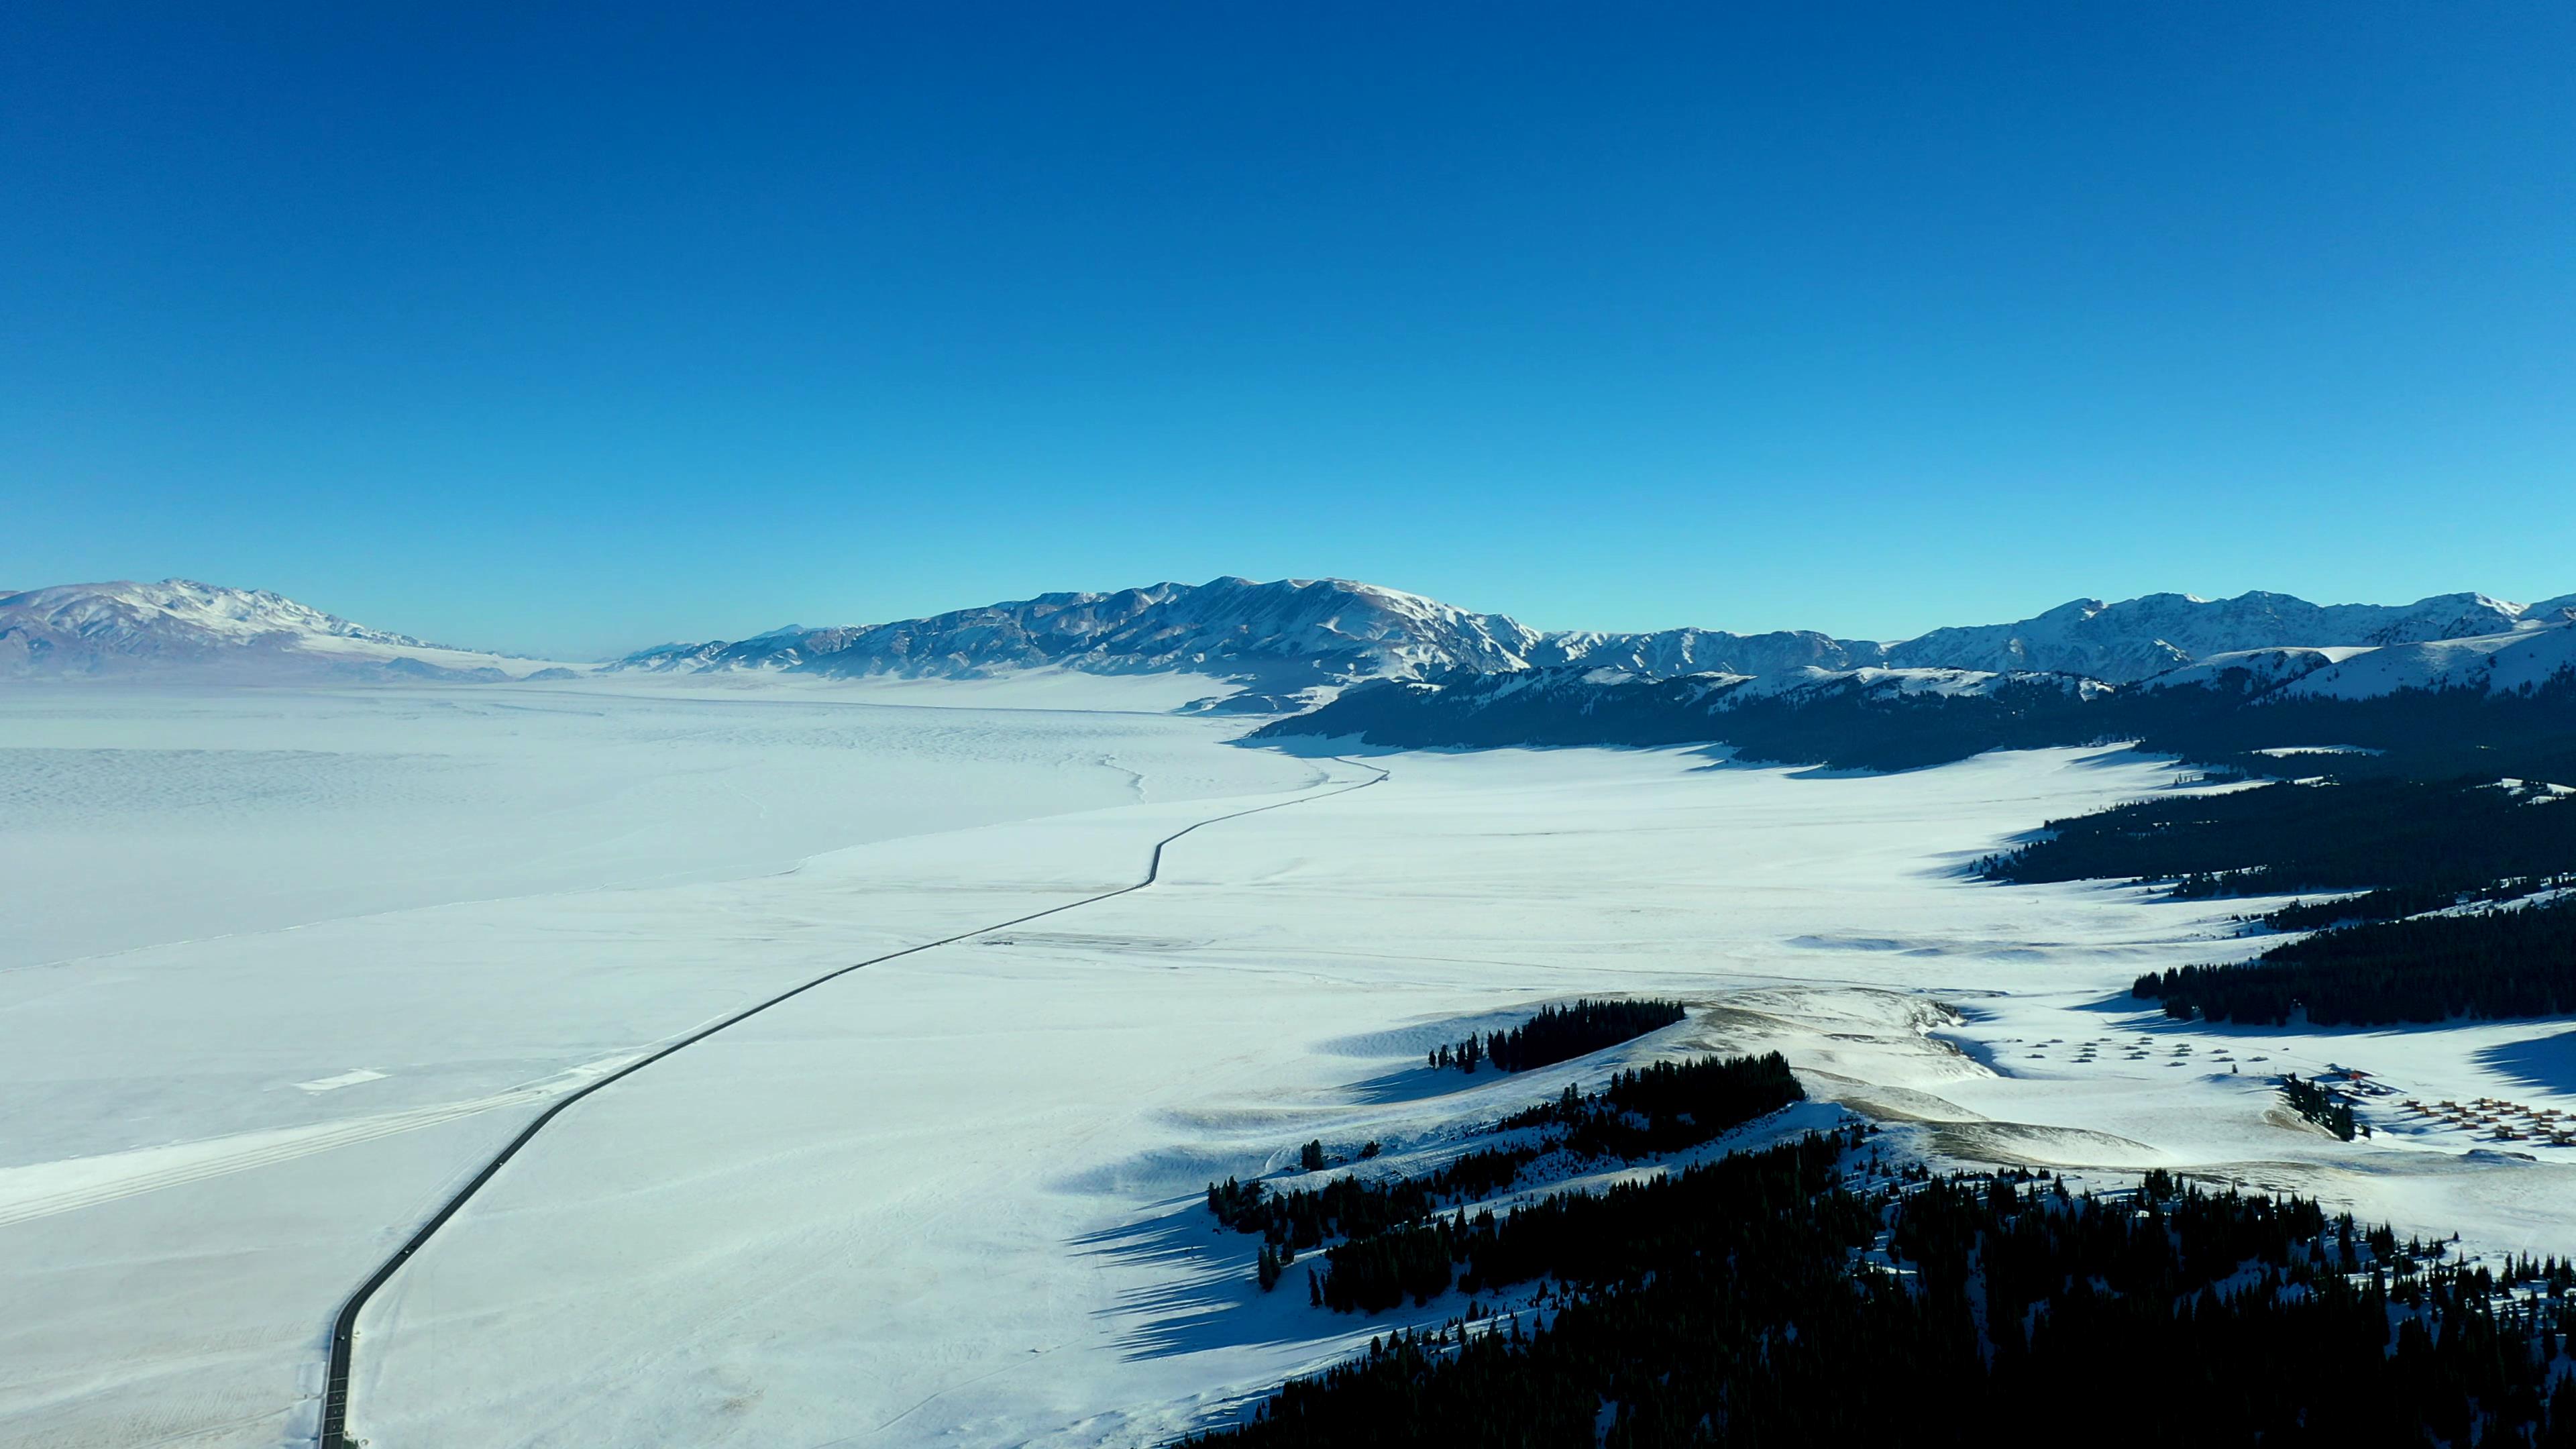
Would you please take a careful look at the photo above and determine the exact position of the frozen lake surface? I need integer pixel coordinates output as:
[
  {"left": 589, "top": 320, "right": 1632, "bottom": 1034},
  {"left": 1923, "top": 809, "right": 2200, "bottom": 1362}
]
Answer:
[{"left": 3, "top": 677, "right": 2569, "bottom": 1447}]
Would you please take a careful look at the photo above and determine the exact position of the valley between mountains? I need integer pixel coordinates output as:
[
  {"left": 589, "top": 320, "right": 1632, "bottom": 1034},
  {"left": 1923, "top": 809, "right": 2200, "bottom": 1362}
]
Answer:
[{"left": 4, "top": 576, "right": 2574, "bottom": 1446}]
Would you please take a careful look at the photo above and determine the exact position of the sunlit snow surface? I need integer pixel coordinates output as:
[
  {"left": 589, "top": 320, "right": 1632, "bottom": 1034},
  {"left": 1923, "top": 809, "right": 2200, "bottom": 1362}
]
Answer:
[{"left": 3, "top": 679, "right": 2571, "bottom": 1448}]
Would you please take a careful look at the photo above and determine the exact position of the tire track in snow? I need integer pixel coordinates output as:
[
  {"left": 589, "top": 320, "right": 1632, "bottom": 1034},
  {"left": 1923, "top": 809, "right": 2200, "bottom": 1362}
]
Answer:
[{"left": 318, "top": 756, "right": 1389, "bottom": 1449}]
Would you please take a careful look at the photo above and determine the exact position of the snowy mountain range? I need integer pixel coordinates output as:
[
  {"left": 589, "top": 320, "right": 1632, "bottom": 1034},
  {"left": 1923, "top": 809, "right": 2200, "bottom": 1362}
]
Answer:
[
  {"left": 608, "top": 576, "right": 1929, "bottom": 685},
  {"left": 615, "top": 578, "right": 1544, "bottom": 694},
  {"left": 1878, "top": 590, "right": 2575, "bottom": 681},
  {"left": 9, "top": 574, "right": 2574, "bottom": 699},
  {"left": 616, "top": 575, "right": 2576, "bottom": 697},
  {"left": 1256, "top": 623, "right": 2576, "bottom": 767},
  {"left": 0, "top": 580, "right": 579, "bottom": 682}
]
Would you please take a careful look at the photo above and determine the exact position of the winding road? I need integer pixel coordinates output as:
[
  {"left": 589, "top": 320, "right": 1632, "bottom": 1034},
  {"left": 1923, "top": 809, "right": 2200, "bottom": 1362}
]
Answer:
[{"left": 317, "top": 758, "right": 1387, "bottom": 1449}]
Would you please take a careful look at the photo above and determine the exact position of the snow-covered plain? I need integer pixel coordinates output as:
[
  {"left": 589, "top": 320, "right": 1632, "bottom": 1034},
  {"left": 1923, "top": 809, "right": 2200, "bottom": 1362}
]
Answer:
[
  {"left": 0, "top": 678, "right": 1316, "bottom": 1447},
  {"left": 5, "top": 682, "right": 2572, "bottom": 1448},
  {"left": 0, "top": 673, "right": 1270, "bottom": 966}
]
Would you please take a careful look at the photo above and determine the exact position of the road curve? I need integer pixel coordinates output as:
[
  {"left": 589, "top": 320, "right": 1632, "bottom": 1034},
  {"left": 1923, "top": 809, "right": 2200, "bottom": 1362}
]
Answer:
[{"left": 316, "top": 757, "right": 1387, "bottom": 1449}]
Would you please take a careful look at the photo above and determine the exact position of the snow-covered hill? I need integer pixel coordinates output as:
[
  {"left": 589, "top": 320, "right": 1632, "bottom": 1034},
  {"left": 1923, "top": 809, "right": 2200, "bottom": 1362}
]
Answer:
[
  {"left": 2133, "top": 646, "right": 2377, "bottom": 694},
  {"left": 0, "top": 580, "right": 578, "bottom": 682},
  {"left": 2279, "top": 621, "right": 2576, "bottom": 700}
]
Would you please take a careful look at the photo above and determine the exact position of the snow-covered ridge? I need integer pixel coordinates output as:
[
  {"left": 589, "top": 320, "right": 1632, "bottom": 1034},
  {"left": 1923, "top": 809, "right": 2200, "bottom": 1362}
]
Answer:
[
  {"left": 0, "top": 580, "right": 580, "bottom": 682},
  {"left": 613, "top": 576, "right": 2576, "bottom": 694},
  {"left": 11, "top": 574, "right": 2573, "bottom": 696},
  {"left": 2279, "top": 623, "right": 2576, "bottom": 700},
  {"left": 1876, "top": 590, "right": 2576, "bottom": 681},
  {"left": 1716, "top": 664, "right": 2112, "bottom": 704},
  {"left": 613, "top": 576, "right": 1552, "bottom": 688},
  {"left": 2135, "top": 646, "right": 2379, "bottom": 694}
]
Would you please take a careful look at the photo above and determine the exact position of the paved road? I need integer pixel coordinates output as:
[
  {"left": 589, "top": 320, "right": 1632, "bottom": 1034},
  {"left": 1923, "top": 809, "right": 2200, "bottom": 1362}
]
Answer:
[{"left": 317, "top": 759, "right": 1387, "bottom": 1448}]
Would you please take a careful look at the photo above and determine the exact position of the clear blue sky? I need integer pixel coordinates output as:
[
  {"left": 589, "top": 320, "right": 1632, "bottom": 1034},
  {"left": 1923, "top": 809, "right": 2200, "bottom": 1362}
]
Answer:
[{"left": 5, "top": 3, "right": 2571, "bottom": 658}]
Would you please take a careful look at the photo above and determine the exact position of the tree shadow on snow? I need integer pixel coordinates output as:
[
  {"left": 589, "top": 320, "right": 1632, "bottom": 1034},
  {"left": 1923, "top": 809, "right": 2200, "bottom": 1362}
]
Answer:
[
  {"left": 1072, "top": 1199, "right": 1342, "bottom": 1362},
  {"left": 1341, "top": 1061, "right": 1519, "bottom": 1106},
  {"left": 2475, "top": 1028, "right": 2576, "bottom": 1096}
]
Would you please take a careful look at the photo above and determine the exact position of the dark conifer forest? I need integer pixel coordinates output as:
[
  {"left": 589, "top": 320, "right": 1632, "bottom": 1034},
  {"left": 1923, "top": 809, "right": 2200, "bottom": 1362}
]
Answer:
[
  {"left": 1493, "top": 1052, "right": 1807, "bottom": 1160},
  {"left": 1984, "top": 777, "right": 2576, "bottom": 1025},
  {"left": 1187, "top": 1132, "right": 2576, "bottom": 1447},
  {"left": 1208, "top": 1053, "right": 1804, "bottom": 1283},
  {"left": 1980, "top": 778, "right": 2576, "bottom": 905},
  {"left": 1431, "top": 999, "right": 1687, "bottom": 1075},
  {"left": 1209, "top": 1144, "right": 1542, "bottom": 1252},
  {"left": 1259, "top": 665, "right": 2576, "bottom": 783},
  {"left": 2135, "top": 896, "right": 2576, "bottom": 1026},
  {"left": 2279, "top": 1072, "right": 2364, "bottom": 1140}
]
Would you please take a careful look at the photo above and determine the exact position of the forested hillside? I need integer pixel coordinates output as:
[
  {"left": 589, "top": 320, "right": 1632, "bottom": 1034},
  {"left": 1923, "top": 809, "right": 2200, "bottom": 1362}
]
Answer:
[
  {"left": 2138, "top": 896, "right": 2576, "bottom": 1026},
  {"left": 1188, "top": 1136, "right": 2576, "bottom": 1447},
  {"left": 1432, "top": 999, "right": 1685, "bottom": 1075},
  {"left": 1981, "top": 778, "right": 2576, "bottom": 906},
  {"left": 1208, "top": 1052, "right": 1804, "bottom": 1293},
  {"left": 1260, "top": 665, "right": 2576, "bottom": 782},
  {"left": 1982, "top": 776, "right": 2576, "bottom": 1024}
]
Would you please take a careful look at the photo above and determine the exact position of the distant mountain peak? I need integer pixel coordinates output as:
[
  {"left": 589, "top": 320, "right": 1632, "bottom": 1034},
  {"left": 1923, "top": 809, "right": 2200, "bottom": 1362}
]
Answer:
[{"left": 0, "top": 579, "right": 572, "bottom": 682}]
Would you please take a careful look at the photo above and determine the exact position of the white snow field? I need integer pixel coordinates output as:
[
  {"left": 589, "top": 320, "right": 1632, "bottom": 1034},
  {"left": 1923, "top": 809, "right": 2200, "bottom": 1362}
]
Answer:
[
  {"left": 0, "top": 678, "right": 1318, "bottom": 1448},
  {"left": 4, "top": 684, "right": 2573, "bottom": 1448},
  {"left": 0, "top": 673, "right": 1284, "bottom": 968}
]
